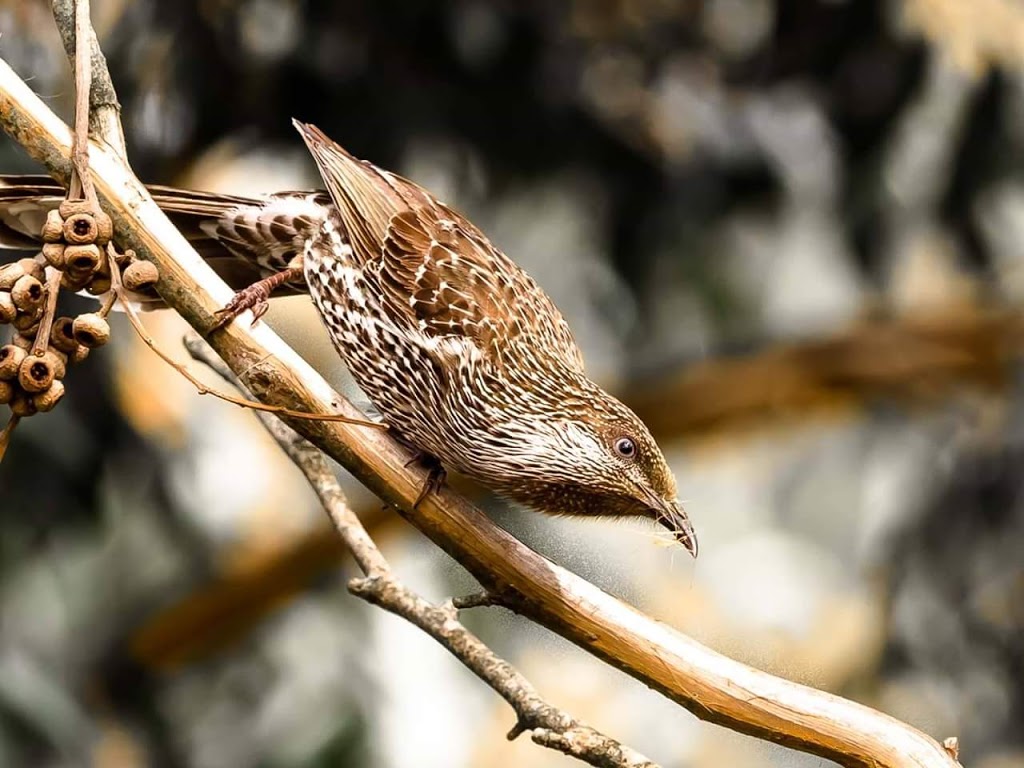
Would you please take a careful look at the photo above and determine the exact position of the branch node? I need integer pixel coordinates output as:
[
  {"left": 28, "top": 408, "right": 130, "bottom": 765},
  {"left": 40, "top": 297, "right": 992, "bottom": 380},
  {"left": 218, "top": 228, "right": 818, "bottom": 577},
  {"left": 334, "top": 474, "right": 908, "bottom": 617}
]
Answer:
[
  {"left": 348, "top": 575, "right": 385, "bottom": 600},
  {"left": 507, "top": 719, "right": 528, "bottom": 741},
  {"left": 452, "top": 590, "right": 503, "bottom": 611}
]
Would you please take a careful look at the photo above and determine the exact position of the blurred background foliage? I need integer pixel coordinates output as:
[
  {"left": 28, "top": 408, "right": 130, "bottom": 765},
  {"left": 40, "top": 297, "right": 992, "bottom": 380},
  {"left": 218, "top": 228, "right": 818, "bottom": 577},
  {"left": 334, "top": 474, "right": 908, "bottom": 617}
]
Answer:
[{"left": 1, "top": 0, "right": 1024, "bottom": 766}]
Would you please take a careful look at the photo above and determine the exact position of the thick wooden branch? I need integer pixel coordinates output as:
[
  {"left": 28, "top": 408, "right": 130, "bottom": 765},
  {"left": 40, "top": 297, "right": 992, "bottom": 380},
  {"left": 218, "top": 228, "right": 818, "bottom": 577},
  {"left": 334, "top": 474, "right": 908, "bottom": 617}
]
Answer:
[{"left": 0, "top": 54, "right": 962, "bottom": 768}]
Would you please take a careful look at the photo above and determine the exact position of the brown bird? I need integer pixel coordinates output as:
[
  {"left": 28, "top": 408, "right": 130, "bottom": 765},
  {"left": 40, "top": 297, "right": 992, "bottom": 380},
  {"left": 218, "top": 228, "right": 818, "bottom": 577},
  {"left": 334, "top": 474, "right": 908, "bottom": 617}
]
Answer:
[{"left": 0, "top": 122, "right": 697, "bottom": 555}]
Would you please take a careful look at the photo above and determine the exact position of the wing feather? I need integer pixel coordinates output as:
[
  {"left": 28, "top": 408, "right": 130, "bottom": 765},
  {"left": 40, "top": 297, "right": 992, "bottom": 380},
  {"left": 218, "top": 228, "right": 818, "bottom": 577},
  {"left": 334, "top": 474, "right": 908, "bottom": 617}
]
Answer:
[{"left": 294, "top": 120, "right": 585, "bottom": 370}]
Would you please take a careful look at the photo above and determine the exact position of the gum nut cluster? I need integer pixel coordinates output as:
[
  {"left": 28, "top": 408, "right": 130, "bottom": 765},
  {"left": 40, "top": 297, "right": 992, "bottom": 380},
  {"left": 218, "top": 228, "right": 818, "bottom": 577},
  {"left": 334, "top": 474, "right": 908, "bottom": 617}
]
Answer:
[{"left": 1, "top": 201, "right": 157, "bottom": 418}]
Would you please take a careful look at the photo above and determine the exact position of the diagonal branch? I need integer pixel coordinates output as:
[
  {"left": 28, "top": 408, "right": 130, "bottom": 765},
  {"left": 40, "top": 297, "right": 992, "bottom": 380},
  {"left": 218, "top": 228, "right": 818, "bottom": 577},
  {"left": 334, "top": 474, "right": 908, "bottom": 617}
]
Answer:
[
  {"left": 184, "top": 331, "right": 657, "bottom": 768},
  {"left": 0, "top": 42, "right": 961, "bottom": 768}
]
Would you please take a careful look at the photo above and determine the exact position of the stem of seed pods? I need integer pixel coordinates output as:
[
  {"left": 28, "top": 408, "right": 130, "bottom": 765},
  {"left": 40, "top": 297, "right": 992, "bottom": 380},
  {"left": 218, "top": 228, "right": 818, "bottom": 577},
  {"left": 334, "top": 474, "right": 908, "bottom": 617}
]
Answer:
[
  {"left": 97, "top": 286, "right": 117, "bottom": 319},
  {"left": 31, "top": 268, "right": 63, "bottom": 357},
  {"left": 68, "top": 0, "right": 95, "bottom": 203}
]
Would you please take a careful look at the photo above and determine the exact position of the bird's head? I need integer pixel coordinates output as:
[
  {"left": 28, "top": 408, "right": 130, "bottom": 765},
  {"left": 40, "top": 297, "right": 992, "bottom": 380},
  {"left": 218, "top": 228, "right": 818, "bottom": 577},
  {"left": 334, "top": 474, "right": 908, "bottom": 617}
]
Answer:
[{"left": 493, "top": 377, "right": 698, "bottom": 557}]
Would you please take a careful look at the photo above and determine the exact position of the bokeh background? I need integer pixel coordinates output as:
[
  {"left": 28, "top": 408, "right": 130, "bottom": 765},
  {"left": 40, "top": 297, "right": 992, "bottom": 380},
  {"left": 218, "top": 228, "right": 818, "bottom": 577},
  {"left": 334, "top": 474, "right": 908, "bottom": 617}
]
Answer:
[{"left": 2, "top": 0, "right": 1024, "bottom": 766}]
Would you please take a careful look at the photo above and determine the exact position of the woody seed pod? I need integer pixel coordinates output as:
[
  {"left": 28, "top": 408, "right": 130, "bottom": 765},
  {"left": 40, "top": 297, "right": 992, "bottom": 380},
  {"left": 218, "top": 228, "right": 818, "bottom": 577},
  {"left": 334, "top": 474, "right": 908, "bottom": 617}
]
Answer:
[
  {"left": 63, "top": 212, "right": 100, "bottom": 245},
  {"left": 72, "top": 313, "right": 110, "bottom": 348},
  {"left": 39, "top": 349, "right": 66, "bottom": 380},
  {"left": 11, "top": 333, "right": 32, "bottom": 350},
  {"left": 17, "top": 258, "right": 45, "bottom": 282},
  {"left": 41, "top": 209, "right": 65, "bottom": 242},
  {"left": 63, "top": 244, "right": 102, "bottom": 275},
  {"left": 122, "top": 260, "right": 160, "bottom": 292},
  {"left": 58, "top": 199, "right": 93, "bottom": 218},
  {"left": 42, "top": 242, "right": 66, "bottom": 269},
  {"left": 10, "top": 391, "right": 37, "bottom": 417},
  {"left": 69, "top": 345, "right": 90, "bottom": 365},
  {"left": 93, "top": 210, "right": 113, "bottom": 245},
  {"left": 61, "top": 271, "right": 92, "bottom": 292},
  {"left": 0, "top": 379, "right": 13, "bottom": 405},
  {"left": 11, "top": 275, "right": 45, "bottom": 312},
  {"left": 32, "top": 380, "right": 65, "bottom": 412},
  {"left": 18, "top": 353, "right": 55, "bottom": 393},
  {"left": 49, "top": 316, "right": 79, "bottom": 353},
  {"left": 0, "top": 344, "right": 26, "bottom": 380},
  {"left": 86, "top": 275, "right": 113, "bottom": 295},
  {"left": 0, "top": 262, "right": 24, "bottom": 290},
  {"left": 12, "top": 311, "right": 41, "bottom": 334},
  {"left": 0, "top": 292, "right": 15, "bottom": 323}
]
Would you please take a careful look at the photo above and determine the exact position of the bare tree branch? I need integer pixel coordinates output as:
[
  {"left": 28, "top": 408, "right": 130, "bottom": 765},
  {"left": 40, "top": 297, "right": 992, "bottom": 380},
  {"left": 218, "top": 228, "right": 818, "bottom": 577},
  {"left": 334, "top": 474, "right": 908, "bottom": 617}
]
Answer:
[
  {"left": 0, "top": 25, "right": 963, "bottom": 767},
  {"left": 185, "top": 330, "right": 657, "bottom": 768}
]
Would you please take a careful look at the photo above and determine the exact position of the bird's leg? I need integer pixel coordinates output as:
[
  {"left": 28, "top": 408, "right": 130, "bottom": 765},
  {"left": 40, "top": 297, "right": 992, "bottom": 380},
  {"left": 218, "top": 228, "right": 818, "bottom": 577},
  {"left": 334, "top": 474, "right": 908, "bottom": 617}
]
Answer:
[
  {"left": 402, "top": 450, "right": 447, "bottom": 508},
  {"left": 211, "top": 257, "right": 305, "bottom": 330},
  {"left": 386, "top": 427, "right": 448, "bottom": 508}
]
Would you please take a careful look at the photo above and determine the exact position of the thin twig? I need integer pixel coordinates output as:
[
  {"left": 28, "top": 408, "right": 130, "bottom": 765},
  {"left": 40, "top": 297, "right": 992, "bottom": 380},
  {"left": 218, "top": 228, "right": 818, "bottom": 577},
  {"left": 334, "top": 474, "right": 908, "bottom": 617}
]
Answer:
[
  {"left": 31, "top": 267, "right": 63, "bottom": 357},
  {"left": 67, "top": 0, "right": 94, "bottom": 201},
  {"left": 185, "top": 331, "right": 658, "bottom": 768},
  {"left": 104, "top": 248, "right": 387, "bottom": 429}
]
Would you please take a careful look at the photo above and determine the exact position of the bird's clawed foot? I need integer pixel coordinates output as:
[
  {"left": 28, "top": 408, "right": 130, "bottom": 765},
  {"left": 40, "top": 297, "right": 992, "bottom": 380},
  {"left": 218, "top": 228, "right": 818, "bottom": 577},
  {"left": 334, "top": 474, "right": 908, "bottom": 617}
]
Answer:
[
  {"left": 405, "top": 452, "right": 447, "bottom": 508},
  {"left": 211, "top": 265, "right": 305, "bottom": 331},
  {"left": 212, "top": 284, "right": 272, "bottom": 330}
]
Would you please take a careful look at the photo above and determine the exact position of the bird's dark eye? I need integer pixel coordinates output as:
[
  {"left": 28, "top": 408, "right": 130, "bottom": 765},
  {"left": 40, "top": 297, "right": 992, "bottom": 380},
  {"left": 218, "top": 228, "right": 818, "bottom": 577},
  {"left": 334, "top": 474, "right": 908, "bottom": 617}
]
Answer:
[{"left": 613, "top": 437, "right": 637, "bottom": 459}]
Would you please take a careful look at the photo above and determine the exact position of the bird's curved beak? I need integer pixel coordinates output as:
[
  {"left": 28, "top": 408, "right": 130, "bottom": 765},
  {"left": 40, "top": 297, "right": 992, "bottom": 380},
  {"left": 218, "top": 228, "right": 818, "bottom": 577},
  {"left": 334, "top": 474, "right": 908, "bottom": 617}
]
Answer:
[{"left": 652, "top": 499, "right": 698, "bottom": 558}]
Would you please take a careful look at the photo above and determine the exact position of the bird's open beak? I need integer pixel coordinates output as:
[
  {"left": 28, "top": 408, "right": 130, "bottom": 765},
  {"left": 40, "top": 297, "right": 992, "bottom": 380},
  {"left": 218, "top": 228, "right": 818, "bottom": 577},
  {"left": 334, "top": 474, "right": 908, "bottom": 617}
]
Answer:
[{"left": 653, "top": 499, "right": 698, "bottom": 558}]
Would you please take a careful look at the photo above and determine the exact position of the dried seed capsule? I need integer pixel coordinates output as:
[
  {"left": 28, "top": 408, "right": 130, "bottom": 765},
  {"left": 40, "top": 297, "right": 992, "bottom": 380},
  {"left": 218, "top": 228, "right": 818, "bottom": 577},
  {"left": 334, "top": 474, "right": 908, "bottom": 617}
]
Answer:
[
  {"left": 11, "top": 333, "right": 32, "bottom": 350},
  {"left": 61, "top": 271, "right": 92, "bottom": 292},
  {"left": 114, "top": 247, "right": 135, "bottom": 266},
  {"left": 58, "top": 199, "right": 93, "bottom": 218},
  {"left": 72, "top": 313, "right": 110, "bottom": 348},
  {"left": 63, "top": 244, "right": 102, "bottom": 275},
  {"left": 69, "top": 345, "right": 90, "bottom": 365},
  {"left": 0, "top": 292, "right": 15, "bottom": 323},
  {"left": 32, "top": 380, "right": 65, "bottom": 412},
  {"left": 63, "top": 212, "right": 100, "bottom": 245},
  {"left": 10, "top": 391, "right": 37, "bottom": 417},
  {"left": 86, "top": 275, "right": 112, "bottom": 295},
  {"left": 17, "top": 353, "right": 55, "bottom": 392},
  {"left": 42, "top": 242, "right": 66, "bottom": 269},
  {"left": 12, "top": 311, "right": 41, "bottom": 334},
  {"left": 0, "top": 262, "right": 24, "bottom": 290},
  {"left": 0, "top": 379, "right": 13, "bottom": 405},
  {"left": 11, "top": 275, "right": 45, "bottom": 312},
  {"left": 49, "top": 316, "right": 79, "bottom": 353},
  {"left": 39, "top": 349, "right": 66, "bottom": 380},
  {"left": 92, "top": 210, "right": 113, "bottom": 245},
  {"left": 94, "top": 252, "right": 111, "bottom": 277},
  {"left": 123, "top": 260, "right": 160, "bottom": 292},
  {"left": 17, "top": 258, "right": 45, "bottom": 282},
  {"left": 0, "top": 344, "right": 26, "bottom": 380},
  {"left": 42, "top": 209, "right": 65, "bottom": 242}
]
